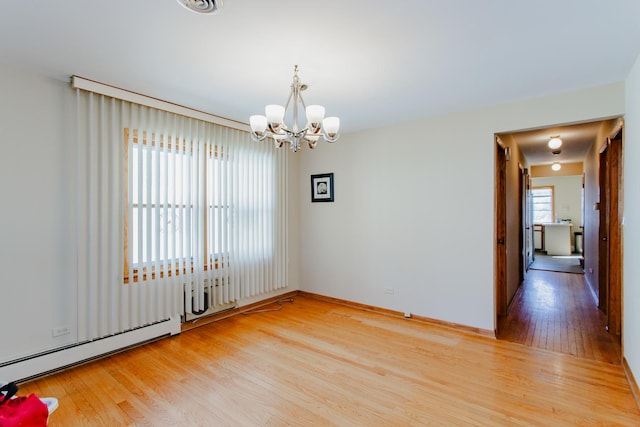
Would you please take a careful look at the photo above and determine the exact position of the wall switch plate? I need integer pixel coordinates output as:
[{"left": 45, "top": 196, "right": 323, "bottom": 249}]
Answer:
[{"left": 384, "top": 287, "right": 394, "bottom": 294}]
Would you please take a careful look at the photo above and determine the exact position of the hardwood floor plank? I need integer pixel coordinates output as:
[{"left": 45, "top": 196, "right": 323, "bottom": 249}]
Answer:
[
  {"left": 498, "top": 269, "right": 620, "bottom": 365},
  {"left": 16, "top": 295, "right": 640, "bottom": 426}
]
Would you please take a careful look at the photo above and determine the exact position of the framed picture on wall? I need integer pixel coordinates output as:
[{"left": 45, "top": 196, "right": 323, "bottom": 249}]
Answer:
[{"left": 311, "top": 173, "right": 334, "bottom": 202}]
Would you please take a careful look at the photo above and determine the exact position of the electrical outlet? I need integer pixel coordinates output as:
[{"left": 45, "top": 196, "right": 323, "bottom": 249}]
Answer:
[
  {"left": 404, "top": 312, "right": 412, "bottom": 318},
  {"left": 52, "top": 326, "right": 70, "bottom": 337},
  {"left": 384, "top": 287, "right": 394, "bottom": 295}
]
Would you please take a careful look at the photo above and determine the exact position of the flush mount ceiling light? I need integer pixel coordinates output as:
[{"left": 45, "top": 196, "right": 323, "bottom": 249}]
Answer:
[
  {"left": 250, "top": 65, "right": 340, "bottom": 152},
  {"left": 176, "top": 0, "right": 222, "bottom": 14},
  {"left": 551, "top": 162, "right": 562, "bottom": 171},
  {"left": 548, "top": 136, "right": 563, "bottom": 150}
]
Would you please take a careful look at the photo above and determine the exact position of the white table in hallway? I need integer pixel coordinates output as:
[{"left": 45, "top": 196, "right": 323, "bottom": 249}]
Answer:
[{"left": 542, "top": 223, "right": 573, "bottom": 256}]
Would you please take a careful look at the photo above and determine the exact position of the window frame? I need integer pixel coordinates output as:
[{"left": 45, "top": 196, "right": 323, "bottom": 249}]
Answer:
[{"left": 531, "top": 185, "right": 555, "bottom": 224}]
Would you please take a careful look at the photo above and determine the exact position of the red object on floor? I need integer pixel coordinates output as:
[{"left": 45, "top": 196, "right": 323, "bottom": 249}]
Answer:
[{"left": 0, "top": 393, "right": 49, "bottom": 426}]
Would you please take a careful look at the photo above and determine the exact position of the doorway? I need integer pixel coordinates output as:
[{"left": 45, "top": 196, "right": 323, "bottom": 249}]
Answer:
[{"left": 495, "top": 119, "right": 624, "bottom": 362}]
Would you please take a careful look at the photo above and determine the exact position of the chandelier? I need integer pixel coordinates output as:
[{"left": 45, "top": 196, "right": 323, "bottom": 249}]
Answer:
[{"left": 250, "top": 66, "right": 340, "bottom": 152}]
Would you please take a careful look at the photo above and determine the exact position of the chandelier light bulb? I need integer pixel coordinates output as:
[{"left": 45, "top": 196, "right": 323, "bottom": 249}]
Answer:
[
  {"left": 548, "top": 136, "right": 563, "bottom": 150},
  {"left": 551, "top": 162, "right": 562, "bottom": 171},
  {"left": 265, "top": 105, "right": 285, "bottom": 125},
  {"left": 249, "top": 66, "right": 340, "bottom": 151},
  {"left": 322, "top": 117, "right": 340, "bottom": 141},
  {"left": 306, "top": 105, "right": 325, "bottom": 124},
  {"left": 250, "top": 115, "right": 267, "bottom": 135}
]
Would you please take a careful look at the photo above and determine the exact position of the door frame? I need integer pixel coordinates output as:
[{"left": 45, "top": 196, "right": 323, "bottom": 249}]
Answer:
[
  {"left": 598, "top": 122, "right": 624, "bottom": 338},
  {"left": 495, "top": 119, "right": 625, "bottom": 346},
  {"left": 495, "top": 137, "right": 508, "bottom": 322}
]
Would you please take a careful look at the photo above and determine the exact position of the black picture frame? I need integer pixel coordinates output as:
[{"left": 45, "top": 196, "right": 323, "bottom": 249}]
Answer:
[{"left": 311, "top": 173, "right": 334, "bottom": 202}]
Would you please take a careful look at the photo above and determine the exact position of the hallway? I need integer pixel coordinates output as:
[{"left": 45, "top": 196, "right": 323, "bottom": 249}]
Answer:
[{"left": 497, "top": 269, "right": 620, "bottom": 365}]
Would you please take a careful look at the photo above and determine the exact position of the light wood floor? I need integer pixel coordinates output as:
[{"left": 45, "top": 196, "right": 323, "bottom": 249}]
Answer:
[
  {"left": 21, "top": 295, "right": 639, "bottom": 426},
  {"left": 498, "top": 268, "right": 621, "bottom": 364}
]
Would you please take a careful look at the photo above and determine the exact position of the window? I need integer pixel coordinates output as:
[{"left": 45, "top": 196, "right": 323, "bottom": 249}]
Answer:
[
  {"left": 123, "top": 129, "right": 232, "bottom": 283},
  {"left": 532, "top": 186, "right": 554, "bottom": 224},
  {"left": 75, "top": 85, "right": 286, "bottom": 338}
]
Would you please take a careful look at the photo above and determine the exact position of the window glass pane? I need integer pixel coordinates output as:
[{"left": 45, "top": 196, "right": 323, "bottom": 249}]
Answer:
[
  {"left": 532, "top": 186, "right": 553, "bottom": 223},
  {"left": 128, "top": 136, "right": 276, "bottom": 274},
  {"left": 533, "top": 196, "right": 552, "bottom": 204},
  {"left": 131, "top": 142, "right": 195, "bottom": 266},
  {"left": 132, "top": 146, "right": 139, "bottom": 203}
]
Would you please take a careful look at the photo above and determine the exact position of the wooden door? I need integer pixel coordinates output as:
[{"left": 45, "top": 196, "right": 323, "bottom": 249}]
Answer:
[
  {"left": 518, "top": 165, "right": 525, "bottom": 282},
  {"left": 608, "top": 133, "right": 623, "bottom": 336},
  {"left": 495, "top": 139, "right": 507, "bottom": 318},
  {"left": 598, "top": 132, "right": 623, "bottom": 337},
  {"left": 598, "top": 145, "right": 609, "bottom": 313}
]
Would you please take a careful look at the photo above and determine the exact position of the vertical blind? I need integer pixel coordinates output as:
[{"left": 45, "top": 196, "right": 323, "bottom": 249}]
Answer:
[{"left": 75, "top": 88, "right": 288, "bottom": 342}]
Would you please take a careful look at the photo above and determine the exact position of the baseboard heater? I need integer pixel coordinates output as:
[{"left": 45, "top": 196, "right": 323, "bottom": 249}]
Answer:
[
  {"left": 183, "top": 278, "right": 237, "bottom": 322},
  {"left": 0, "top": 318, "right": 180, "bottom": 383}
]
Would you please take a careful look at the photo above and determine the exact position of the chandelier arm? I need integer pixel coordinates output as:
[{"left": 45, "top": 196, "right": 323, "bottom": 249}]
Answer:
[
  {"left": 292, "top": 82, "right": 302, "bottom": 133},
  {"left": 293, "top": 100, "right": 298, "bottom": 133},
  {"left": 251, "top": 133, "right": 267, "bottom": 142},
  {"left": 283, "top": 89, "right": 293, "bottom": 113}
]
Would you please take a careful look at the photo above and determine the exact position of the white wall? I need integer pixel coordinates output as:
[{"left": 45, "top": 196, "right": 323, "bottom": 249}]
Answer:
[
  {"left": 0, "top": 65, "right": 78, "bottom": 363},
  {"left": 532, "top": 175, "right": 583, "bottom": 227},
  {"left": 624, "top": 53, "right": 640, "bottom": 382},
  {"left": 299, "top": 83, "right": 625, "bottom": 333}
]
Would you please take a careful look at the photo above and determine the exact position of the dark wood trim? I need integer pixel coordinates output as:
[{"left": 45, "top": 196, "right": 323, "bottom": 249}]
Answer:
[
  {"left": 599, "top": 145, "right": 609, "bottom": 312},
  {"left": 623, "top": 357, "right": 640, "bottom": 410},
  {"left": 608, "top": 134, "right": 623, "bottom": 336},
  {"left": 599, "top": 140, "right": 609, "bottom": 153},
  {"left": 609, "top": 117, "right": 624, "bottom": 141},
  {"left": 495, "top": 138, "right": 507, "bottom": 318}
]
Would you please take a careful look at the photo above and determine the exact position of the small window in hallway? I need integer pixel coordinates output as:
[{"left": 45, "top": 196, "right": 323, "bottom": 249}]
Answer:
[{"left": 532, "top": 186, "right": 554, "bottom": 223}]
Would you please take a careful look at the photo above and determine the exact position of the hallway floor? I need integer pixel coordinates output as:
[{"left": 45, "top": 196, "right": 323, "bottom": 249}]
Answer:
[
  {"left": 498, "top": 269, "right": 620, "bottom": 365},
  {"left": 529, "top": 253, "right": 584, "bottom": 274}
]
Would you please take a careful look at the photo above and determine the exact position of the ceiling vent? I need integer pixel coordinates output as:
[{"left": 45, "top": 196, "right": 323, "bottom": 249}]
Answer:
[{"left": 177, "top": 0, "right": 222, "bottom": 14}]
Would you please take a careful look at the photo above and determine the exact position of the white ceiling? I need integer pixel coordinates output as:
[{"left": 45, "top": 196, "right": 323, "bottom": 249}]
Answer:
[{"left": 1, "top": 1, "right": 639, "bottom": 137}]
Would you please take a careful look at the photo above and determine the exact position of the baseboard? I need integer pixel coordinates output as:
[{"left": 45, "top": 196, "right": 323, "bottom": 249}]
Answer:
[
  {"left": 3, "top": 291, "right": 300, "bottom": 382},
  {"left": 181, "top": 290, "right": 299, "bottom": 332},
  {"left": 298, "top": 291, "right": 496, "bottom": 339},
  {"left": 0, "top": 318, "right": 180, "bottom": 383},
  {"left": 505, "top": 281, "right": 525, "bottom": 316},
  {"left": 623, "top": 357, "right": 640, "bottom": 410},
  {"left": 584, "top": 274, "right": 599, "bottom": 305}
]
